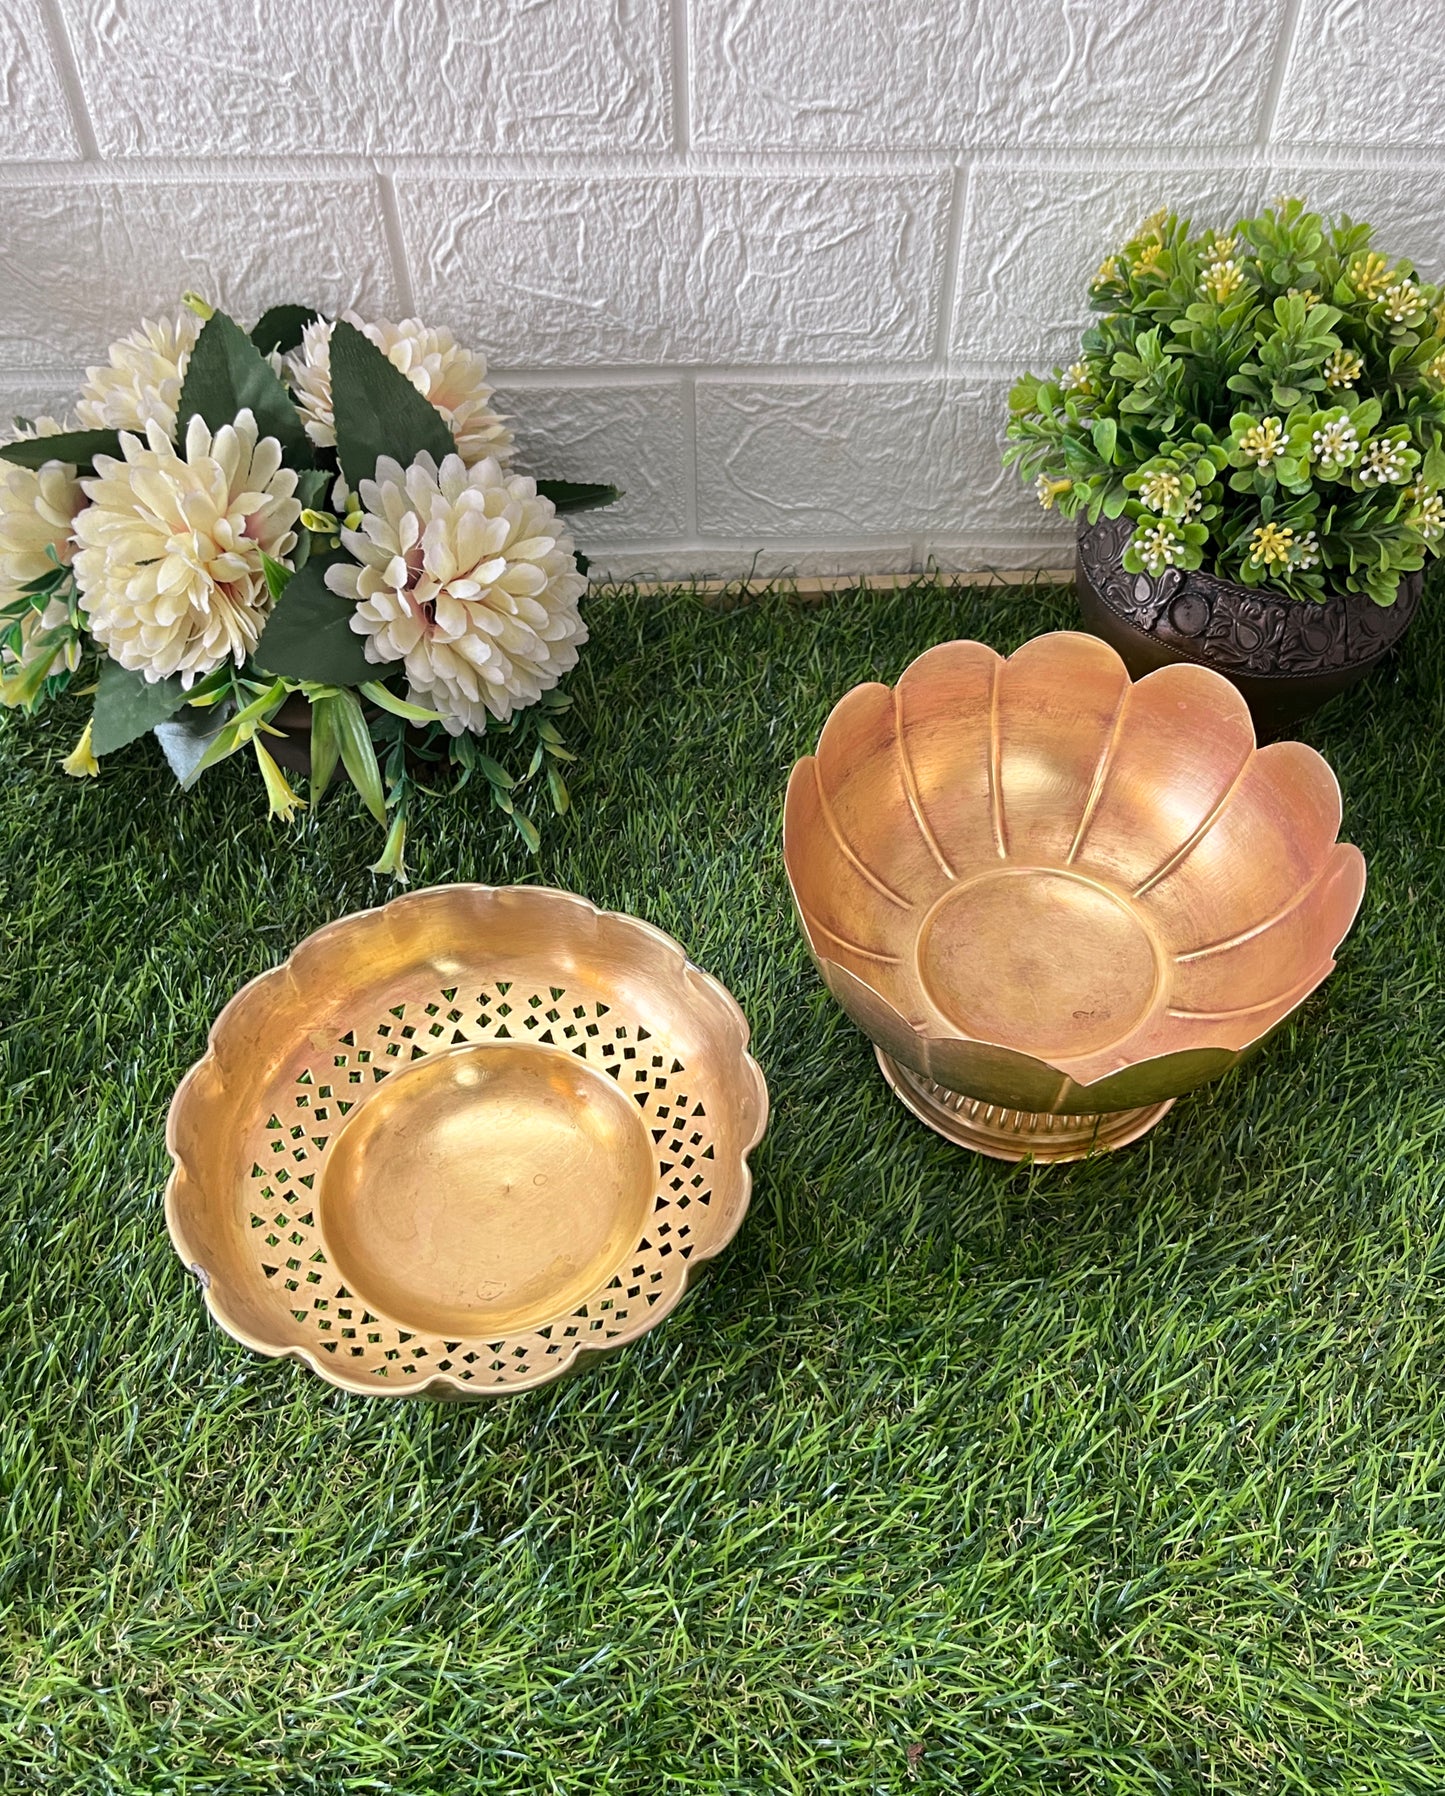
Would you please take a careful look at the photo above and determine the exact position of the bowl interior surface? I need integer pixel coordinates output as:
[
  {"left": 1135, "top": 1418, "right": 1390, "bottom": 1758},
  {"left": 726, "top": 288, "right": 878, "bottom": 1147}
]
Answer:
[
  {"left": 317, "top": 1039, "right": 657, "bottom": 1338},
  {"left": 166, "top": 887, "right": 766, "bottom": 1397},
  {"left": 784, "top": 633, "right": 1364, "bottom": 1107}
]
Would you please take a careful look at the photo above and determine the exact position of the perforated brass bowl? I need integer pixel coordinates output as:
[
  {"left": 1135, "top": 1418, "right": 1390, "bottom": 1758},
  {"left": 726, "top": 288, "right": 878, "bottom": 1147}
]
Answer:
[
  {"left": 784, "top": 632, "right": 1364, "bottom": 1162},
  {"left": 166, "top": 886, "right": 768, "bottom": 1397}
]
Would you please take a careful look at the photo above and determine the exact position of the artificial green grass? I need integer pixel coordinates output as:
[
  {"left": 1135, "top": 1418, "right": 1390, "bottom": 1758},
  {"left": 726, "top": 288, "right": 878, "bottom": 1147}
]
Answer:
[{"left": 3, "top": 575, "right": 1444, "bottom": 1795}]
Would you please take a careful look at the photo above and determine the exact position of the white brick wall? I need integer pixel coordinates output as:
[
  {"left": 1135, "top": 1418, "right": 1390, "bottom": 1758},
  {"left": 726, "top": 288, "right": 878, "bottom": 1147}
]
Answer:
[{"left": 1, "top": 0, "right": 1440, "bottom": 578}]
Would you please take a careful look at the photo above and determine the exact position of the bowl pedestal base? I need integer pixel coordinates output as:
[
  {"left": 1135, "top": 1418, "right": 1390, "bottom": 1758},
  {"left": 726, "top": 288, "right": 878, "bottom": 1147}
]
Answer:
[{"left": 875, "top": 1050, "right": 1174, "bottom": 1163}]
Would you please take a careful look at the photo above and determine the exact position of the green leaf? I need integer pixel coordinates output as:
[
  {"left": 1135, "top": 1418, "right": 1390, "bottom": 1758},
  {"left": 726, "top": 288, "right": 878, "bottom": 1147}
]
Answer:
[
  {"left": 91, "top": 658, "right": 188, "bottom": 756},
  {"left": 331, "top": 688, "right": 387, "bottom": 824},
  {"left": 290, "top": 468, "right": 333, "bottom": 573},
  {"left": 177, "top": 716, "right": 248, "bottom": 789},
  {"left": 0, "top": 428, "right": 122, "bottom": 471},
  {"left": 173, "top": 677, "right": 285, "bottom": 787},
  {"left": 511, "top": 808, "right": 541, "bottom": 853},
  {"left": 252, "top": 557, "right": 399, "bottom": 686},
  {"left": 478, "top": 754, "right": 514, "bottom": 790},
  {"left": 260, "top": 551, "right": 293, "bottom": 602},
  {"left": 545, "top": 761, "right": 570, "bottom": 814},
  {"left": 329, "top": 317, "right": 455, "bottom": 491},
  {"left": 19, "top": 567, "right": 67, "bottom": 595},
  {"left": 1090, "top": 418, "right": 1118, "bottom": 464},
  {"left": 175, "top": 310, "right": 314, "bottom": 467},
  {"left": 295, "top": 467, "right": 331, "bottom": 511},
  {"left": 153, "top": 704, "right": 235, "bottom": 786},
  {"left": 357, "top": 680, "right": 442, "bottom": 724},
  {"left": 307, "top": 693, "right": 341, "bottom": 801},
  {"left": 534, "top": 479, "right": 622, "bottom": 514},
  {"left": 250, "top": 305, "right": 320, "bottom": 356}
]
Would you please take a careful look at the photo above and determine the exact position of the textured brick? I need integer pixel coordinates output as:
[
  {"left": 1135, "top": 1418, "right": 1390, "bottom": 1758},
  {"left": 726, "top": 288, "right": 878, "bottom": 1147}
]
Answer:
[
  {"left": 0, "top": 370, "right": 87, "bottom": 425},
  {"left": 494, "top": 380, "right": 689, "bottom": 543},
  {"left": 925, "top": 539, "right": 1076, "bottom": 573},
  {"left": 586, "top": 545, "right": 917, "bottom": 581},
  {"left": 56, "top": 0, "right": 669, "bottom": 155},
  {"left": 0, "top": 0, "right": 80, "bottom": 159},
  {"left": 0, "top": 0, "right": 1437, "bottom": 576},
  {"left": 952, "top": 166, "right": 1261, "bottom": 367},
  {"left": 694, "top": 379, "right": 1071, "bottom": 542},
  {"left": 1275, "top": 0, "right": 1445, "bottom": 145},
  {"left": 0, "top": 175, "right": 400, "bottom": 369},
  {"left": 692, "top": 0, "right": 1286, "bottom": 150},
  {"left": 399, "top": 174, "right": 951, "bottom": 368}
]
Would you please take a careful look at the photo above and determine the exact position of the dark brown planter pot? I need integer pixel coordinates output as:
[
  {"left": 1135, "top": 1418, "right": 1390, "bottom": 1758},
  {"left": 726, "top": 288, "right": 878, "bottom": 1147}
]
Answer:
[
  {"left": 266, "top": 693, "right": 315, "bottom": 777},
  {"left": 265, "top": 693, "right": 422, "bottom": 780},
  {"left": 1075, "top": 515, "right": 1423, "bottom": 739}
]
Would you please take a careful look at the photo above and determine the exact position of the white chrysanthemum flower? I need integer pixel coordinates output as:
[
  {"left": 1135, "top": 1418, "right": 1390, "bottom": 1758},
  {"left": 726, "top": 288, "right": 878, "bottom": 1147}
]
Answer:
[
  {"left": 76, "top": 311, "right": 202, "bottom": 437},
  {"left": 74, "top": 410, "right": 300, "bottom": 686},
  {"left": 286, "top": 315, "right": 513, "bottom": 468},
  {"left": 1, "top": 595, "right": 80, "bottom": 689},
  {"left": 325, "top": 452, "right": 586, "bottom": 732},
  {"left": 0, "top": 422, "right": 86, "bottom": 688},
  {"left": 1, "top": 425, "right": 84, "bottom": 589}
]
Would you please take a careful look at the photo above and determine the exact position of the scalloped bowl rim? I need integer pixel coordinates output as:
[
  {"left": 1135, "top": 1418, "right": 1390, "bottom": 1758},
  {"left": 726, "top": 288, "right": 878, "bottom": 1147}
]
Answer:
[
  {"left": 783, "top": 632, "right": 1365, "bottom": 1102},
  {"left": 165, "top": 884, "right": 770, "bottom": 1399}
]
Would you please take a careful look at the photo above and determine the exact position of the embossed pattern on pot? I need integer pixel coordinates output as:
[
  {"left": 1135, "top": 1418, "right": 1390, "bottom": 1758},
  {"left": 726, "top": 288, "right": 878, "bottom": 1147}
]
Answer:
[{"left": 1077, "top": 515, "right": 1424, "bottom": 736}]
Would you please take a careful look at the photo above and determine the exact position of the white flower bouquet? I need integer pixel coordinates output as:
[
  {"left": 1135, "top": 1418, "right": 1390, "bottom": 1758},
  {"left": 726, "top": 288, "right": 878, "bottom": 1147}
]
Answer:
[{"left": 0, "top": 299, "right": 617, "bottom": 875}]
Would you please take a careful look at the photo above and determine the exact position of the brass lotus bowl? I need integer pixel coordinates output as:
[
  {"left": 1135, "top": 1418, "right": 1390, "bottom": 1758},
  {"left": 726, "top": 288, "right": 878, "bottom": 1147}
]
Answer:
[
  {"left": 166, "top": 886, "right": 768, "bottom": 1397},
  {"left": 784, "top": 632, "right": 1365, "bottom": 1161}
]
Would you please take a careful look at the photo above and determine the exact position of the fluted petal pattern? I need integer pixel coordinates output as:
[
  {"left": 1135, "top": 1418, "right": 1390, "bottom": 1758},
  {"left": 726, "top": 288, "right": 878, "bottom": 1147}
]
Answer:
[{"left": 784, "top": 632, "right": 1364, "bottom": 1114}]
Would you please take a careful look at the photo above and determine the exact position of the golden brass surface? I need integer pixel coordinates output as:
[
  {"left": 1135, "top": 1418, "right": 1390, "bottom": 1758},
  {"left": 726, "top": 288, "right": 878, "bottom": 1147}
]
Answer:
[
  {"left": 785, "top": 631, "right": 1365, "bottom": 1161},
  {"left": 874, "top": 1051, "right": 1175, "bottom": 1164},
  {"left": 166, "top": 886, "right": 768, "bottom": 1397}
]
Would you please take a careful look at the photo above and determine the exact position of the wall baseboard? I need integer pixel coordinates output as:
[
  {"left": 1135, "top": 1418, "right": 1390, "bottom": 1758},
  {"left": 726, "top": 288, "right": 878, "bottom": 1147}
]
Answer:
[{"left": 595, "top": 567, "right": 1075, "bottom": 597}]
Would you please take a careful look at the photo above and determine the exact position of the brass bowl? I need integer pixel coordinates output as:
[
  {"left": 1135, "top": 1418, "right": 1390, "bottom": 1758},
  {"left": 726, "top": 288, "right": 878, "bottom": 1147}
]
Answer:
[
  {"left": 784, "top": 632, "right": 1365, "bottom": 1162},
  {"left": 165, "top": 886, "right": 768, "bottom": 1397}
]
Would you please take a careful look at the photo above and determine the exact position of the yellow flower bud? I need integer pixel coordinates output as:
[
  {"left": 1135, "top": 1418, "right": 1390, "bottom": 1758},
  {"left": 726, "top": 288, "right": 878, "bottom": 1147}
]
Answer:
[
  {"left": 370, "top": 810, "right": 408, "bottom": 883},
  {"left": 61, "top": 717, "right": 100, "bottom": 778},
  {"left": 254, "top": 739, "right": 307, "bottom": 821}
]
